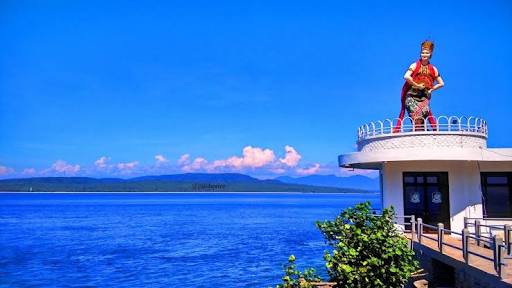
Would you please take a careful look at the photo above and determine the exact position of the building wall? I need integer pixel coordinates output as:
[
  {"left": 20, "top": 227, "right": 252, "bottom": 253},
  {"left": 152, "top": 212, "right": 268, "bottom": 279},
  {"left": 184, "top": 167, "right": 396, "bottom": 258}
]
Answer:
[
  {"left": 381, "top": 161, "right": 491, "bottom": 233},
  {"left": 478, "top": 161, "right": 512, "bottom": 172}
]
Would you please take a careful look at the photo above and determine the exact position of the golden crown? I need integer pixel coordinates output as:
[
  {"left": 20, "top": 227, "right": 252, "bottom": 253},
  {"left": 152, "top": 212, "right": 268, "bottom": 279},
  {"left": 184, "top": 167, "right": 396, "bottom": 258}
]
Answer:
[{"left": 421, "top": 40, "right": 434, "bottom": 53}]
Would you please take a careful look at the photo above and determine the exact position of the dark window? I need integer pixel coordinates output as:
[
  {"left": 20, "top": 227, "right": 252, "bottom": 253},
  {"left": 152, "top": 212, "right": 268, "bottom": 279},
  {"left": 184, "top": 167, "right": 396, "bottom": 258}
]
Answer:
[{"left": 481, "top": 173, "right": 512, "bottom": 218}]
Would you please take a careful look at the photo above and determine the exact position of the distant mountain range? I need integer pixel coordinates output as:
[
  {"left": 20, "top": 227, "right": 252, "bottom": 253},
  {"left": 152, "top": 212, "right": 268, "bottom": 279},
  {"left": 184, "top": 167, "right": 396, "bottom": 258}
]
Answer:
[
  {"left": 0, "top": 173, "right": 376, "bottom": 193},
  {"left": 275, "top": 174, "right": 380, "bottom": 191}
]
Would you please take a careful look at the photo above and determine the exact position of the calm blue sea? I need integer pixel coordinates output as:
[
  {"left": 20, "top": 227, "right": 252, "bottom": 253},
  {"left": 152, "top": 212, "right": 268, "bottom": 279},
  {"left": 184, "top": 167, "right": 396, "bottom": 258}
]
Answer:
[{"left": 0, "top": 192, "right": 380, "bottom": 287}]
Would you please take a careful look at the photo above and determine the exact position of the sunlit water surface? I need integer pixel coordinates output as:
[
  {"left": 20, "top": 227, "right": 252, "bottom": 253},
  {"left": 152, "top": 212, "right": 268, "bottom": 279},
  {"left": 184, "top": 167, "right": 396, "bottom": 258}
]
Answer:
[{"left": 0, "top": 192, "right": 380, "bottom": 287}]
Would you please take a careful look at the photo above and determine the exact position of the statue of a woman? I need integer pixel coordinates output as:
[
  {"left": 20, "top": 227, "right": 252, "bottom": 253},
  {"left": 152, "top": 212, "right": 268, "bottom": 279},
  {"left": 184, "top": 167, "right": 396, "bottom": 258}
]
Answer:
[{"left": 394, "top": 40, "right": 445, "bottom": 131}]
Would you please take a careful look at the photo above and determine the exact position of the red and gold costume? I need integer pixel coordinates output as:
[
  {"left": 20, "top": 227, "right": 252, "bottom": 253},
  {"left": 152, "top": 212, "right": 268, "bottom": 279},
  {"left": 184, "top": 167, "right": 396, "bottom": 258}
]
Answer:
[{"left": 394, "top": 41, "right": 439, "bottom": 132}]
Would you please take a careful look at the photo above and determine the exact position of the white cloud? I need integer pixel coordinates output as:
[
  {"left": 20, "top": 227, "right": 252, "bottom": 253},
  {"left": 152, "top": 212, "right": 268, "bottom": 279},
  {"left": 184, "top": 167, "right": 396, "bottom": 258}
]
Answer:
[
  {"left": 177, "top": 146, "right": 276, "bottom": 173},
  {"left": 239, "top": 146, "right": 275, "bottom": 168},
  {"left": 94, "top": 156, "right": 110, "bottom": 169},
  {"left": 211, "top": 146, "right": 275, "bottom": 170},
  {"left": 279, "top": 145, "right": 302, "bottom": 167},
  {"left": 181, "top": 157, "right": 208, "bottom": 172},
  {"left": 22, "top": 168, "right": 36, "bottom": 175},
  {"left": 50, "top": 160, "right": 80, "bottom": 175},
  {"left": 155, "top": 154, "right": 169, "bottom": 165},
  {"left": 94, "top": 157, "right": 143, "bottom": 175},
  {"left": 116, "top": 161, "right": 139, "bottom": 171},
  {"left": 296, "top": 163, "right": 321, "bottom": 176},
  {"left": 177, "top": 154, "right": 190, "bottom": 165},
  {"left": 0, "top": 165, "right": 14, "bottom": 176},
  {"left": 7, "top": 145, "right": 378, "bottom": 179},
  {"left": 174, "top": 145, "right": 370, "bottom": 177}
]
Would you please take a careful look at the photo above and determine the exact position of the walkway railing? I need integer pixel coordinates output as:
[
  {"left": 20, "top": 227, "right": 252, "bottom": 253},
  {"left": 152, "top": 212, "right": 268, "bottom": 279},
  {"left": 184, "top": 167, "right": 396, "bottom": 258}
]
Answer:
[
  {"left": 357, "top": 116, "right": 488, "bottom": 142},
  {"left": 464, "top": 217, "right": 512, "bottom": 255},
  {"left": 394, "top": 215, "right": 416, "bottom": 234},
  {"left": 372, "top": 214, "right": 416, "bottom": 234},
  {"left": 409, "top": 217, "right": 506, "bottom": 278}
]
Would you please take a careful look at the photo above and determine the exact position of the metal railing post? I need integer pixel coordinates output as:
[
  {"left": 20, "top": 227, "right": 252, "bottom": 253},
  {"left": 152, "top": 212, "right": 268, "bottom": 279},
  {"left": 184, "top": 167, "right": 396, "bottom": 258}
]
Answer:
[
  {"left": 505, "top": 224, "right": 511, "bottom": 255},
  {"left": 493, "top": 235, "right": 503, "bottom": 278},
  {"left": 464, "top": 217, "right": 468, "bottom": 229},
  {"left": 462, "top": 228, "right": 469, "bottom": 263},
  {"left": 438, "top": 223, "right": 444, "bottom": 253},
  {"left": 410, "top": 215, "right": 416, "bottom": 241},
  {"left": 475, "top": 220, "right": 481, "bottom": 246},
  {"left": 417, "top": 218, "right": 423, "bottom": 244}
]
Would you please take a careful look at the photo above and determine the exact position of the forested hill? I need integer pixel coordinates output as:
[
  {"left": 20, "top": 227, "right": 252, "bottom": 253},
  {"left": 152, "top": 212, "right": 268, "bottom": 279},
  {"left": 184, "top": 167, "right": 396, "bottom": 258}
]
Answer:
[
  {"left": 275, "top": 174, "right": 379, "bottom": 191},
  {"left": 0, "top": 173, "right": 373, "bottom": 193}
]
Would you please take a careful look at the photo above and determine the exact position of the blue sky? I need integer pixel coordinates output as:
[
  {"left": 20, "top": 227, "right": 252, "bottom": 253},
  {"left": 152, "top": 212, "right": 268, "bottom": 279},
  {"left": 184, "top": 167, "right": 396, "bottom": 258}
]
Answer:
[{"left": 1, "top": 1, "right": 511, "bottom": 178}]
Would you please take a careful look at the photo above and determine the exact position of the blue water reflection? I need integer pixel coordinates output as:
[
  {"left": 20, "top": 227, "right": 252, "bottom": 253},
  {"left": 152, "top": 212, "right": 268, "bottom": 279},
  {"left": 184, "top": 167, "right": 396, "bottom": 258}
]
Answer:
[{"left": 0, "top": 192, "right": 380, "bottom": 287}]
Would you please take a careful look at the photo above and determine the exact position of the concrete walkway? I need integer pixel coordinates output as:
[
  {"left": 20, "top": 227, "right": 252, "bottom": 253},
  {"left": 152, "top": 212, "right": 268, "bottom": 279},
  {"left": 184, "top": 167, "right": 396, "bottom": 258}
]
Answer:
[{"left": 407, "top": 232, "right": 512, "bottom": 286}]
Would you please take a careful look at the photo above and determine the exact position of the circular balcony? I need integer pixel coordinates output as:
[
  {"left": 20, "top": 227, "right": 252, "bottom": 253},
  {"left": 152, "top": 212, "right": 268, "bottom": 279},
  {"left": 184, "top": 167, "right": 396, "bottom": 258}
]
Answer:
[{"left": 357, "top": 116, "right": 488, "bottom": 152}]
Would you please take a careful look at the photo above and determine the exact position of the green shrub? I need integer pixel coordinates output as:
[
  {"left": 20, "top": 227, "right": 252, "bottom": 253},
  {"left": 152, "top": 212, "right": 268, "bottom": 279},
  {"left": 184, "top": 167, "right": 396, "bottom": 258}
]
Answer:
[
  {"left": 275, "top": 255, "right": 321, "bottom": 288},
  {"left": 316, "top": 202, "right": 418, "bottom": 288}
]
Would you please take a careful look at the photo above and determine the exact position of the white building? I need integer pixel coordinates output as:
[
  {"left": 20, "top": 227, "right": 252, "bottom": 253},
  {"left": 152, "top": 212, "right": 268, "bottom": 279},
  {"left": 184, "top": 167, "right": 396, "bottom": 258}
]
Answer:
[{"left": 339, "top": 116, "right": 512, "bottom": 233}]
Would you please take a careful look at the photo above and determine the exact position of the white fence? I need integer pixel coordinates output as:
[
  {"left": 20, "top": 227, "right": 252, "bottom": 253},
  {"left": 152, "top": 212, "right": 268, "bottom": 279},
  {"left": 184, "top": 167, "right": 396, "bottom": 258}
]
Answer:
[{"left": 357, "top": 116, "right": 488, "bottom": 142}]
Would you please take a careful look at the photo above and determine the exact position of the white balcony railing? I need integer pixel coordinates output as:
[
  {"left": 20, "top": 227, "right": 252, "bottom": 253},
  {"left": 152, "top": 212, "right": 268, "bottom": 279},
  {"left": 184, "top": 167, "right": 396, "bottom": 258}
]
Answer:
[{"left": 357, "top": 116, "right": 488, "bottom": 142}]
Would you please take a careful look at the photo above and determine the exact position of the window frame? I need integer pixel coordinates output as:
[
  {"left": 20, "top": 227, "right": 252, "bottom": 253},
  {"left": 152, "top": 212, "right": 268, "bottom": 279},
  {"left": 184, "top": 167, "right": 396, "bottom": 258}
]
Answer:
[{"left": 481, "top": 172, "right": 512, "bottom": 218}]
